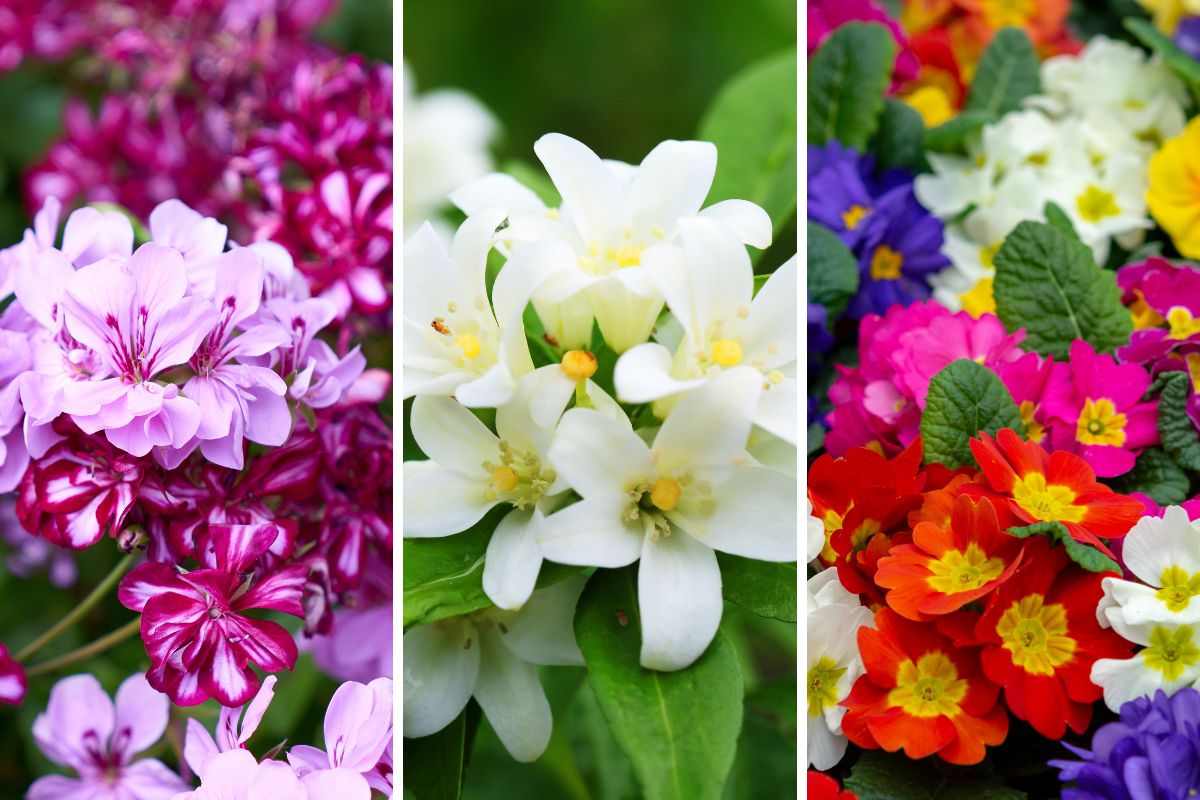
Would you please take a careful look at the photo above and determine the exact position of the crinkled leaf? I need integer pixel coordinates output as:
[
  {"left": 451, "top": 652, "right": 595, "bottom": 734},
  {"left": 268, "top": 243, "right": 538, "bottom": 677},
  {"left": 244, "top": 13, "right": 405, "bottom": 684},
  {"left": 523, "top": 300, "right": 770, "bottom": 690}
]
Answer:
[
  {"left": 700, "top": 48, "right": 797, "bottom": 237},
  {"left": 1007, "top": 521, "right": 1121, "bottom": 574},
  {"left": 920, "top": 359, "right": 1024, "bottom": 469},
  {"left": 807, "top": 23, "right": 895, "bottom": 150},
  {"left": 807, "top": 221, "right": 859, "bottom": 320},
  {"left": 715, "top": 554, "right": 796, "bottom": 623},
  {"left": 993, "top": 220, "right": 1132, "bottom": 359},
  {"left": 845, "top": 751, "right": 1027, "bottom": 800},
  {"left": 964, "top": 27, "right": 1041, "bottom": 118},
  {"left": 871, "top": 98, "right": 929, "bottom": 173},
  {"left": 1125, "top": 17, "right": 1200, "bottom": 89},
  {"left": 575, "top": 567, "right": 743, "bottom": 800},
  {"left": 1157, "top": 371, "right": 1200, "bottom": 473},
  {"left": 923, "top": 109, "right": 992, "bottom": 154},
  {"left": 1043, "top": 201, "right": 1079, "bottom": 242},
  {"left": 1110, "top": 447, "right": 1189, "bottom": 505}
]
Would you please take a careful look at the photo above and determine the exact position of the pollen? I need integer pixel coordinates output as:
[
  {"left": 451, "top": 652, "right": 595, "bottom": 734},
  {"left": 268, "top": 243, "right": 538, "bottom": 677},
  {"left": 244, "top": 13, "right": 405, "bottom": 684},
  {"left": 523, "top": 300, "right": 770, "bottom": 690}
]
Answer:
[
  {"left": 869, "top": 245, "right": 904, "bottom": 280},
  {"left": 841, "top": 204, "right": 870, "bottom": 230},
  {"left": 455, "top": 334, "right": 482, "bottom": 360},
  {"left": 650, "top": 478, "right": 682, "bottom": 512},
  {"left": 712, "top": 339, "right": 743, "bottom": 367},
  {"left": 561, "top": 349, "right": 598, "bottom": 380},
  {"left": 615, "top": 244, "right": 643, "bottom": 267},
  {"left": 490, "top": 466, "right": 519, "bottom": 492}
]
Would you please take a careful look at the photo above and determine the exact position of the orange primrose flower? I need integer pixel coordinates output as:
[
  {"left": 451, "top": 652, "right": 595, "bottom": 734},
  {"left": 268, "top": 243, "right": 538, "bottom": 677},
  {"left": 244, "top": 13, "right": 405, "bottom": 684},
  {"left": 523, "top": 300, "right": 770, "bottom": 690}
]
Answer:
[{"left": 842, "top": 608, "right": 1008, "bottom": 765}]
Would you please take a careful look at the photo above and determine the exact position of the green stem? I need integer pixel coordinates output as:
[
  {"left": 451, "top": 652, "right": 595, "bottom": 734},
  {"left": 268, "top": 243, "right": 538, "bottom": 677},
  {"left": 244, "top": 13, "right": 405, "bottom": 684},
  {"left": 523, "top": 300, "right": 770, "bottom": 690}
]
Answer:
[
  {"left": 16, "top": 551, "right": 137, "bottom": 662},
  {"left": 24, "top": 618, "right": 142, "bottom": 679}
]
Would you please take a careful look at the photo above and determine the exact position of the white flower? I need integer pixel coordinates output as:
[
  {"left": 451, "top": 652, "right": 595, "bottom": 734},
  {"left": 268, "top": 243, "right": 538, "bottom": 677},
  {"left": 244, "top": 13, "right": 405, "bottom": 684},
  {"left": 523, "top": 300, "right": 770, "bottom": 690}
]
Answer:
[
  {"left": 403, "top": 209, "right": 533, "bottom": 407},
  {"left": 402, "top": 65, "right": 498, "bottom": 236},
  {"left": 807, "top": 500, "right": 825, "bottom": 563},
  {"left": 452, "top": 133, "right": 771, "bottom": 354},
  {"left": 402, "top": 576, "right": 586, "bottom": 762},
  {"left": 613, "top": 218, "right": 796, "bottom": 444},
  {"left": 538, "top": 367, "right": 796, "bottom": 671},
  {"left": 807, "top": 571, "right": 872, "bottom": 771},
  {"left": 1091, "top": 616, "right": 1200, "bottom": 712},
  {"left": 404, "top": 365, "right": 622, "bottom": 610},
  {"left": 1098, "top": 506, "right": 1200, "bottom": 628}
]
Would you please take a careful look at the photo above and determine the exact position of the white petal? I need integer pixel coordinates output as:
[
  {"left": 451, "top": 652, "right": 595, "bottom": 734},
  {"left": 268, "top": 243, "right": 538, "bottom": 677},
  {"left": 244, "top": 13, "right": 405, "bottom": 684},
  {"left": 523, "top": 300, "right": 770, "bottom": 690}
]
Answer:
[
  {"left": 673, "top": 467, "right": 796, "bottom": 561},
  {"left": 403, "top": 223, "right": 458, "bottom": 322},
  {"left": 699, "top": 199, "right": 772, "bottom": 249},
  {"left": 638, "top": 531, "right": 723, "bottom": 671},
  {"left": 1123, "top": 506, "right": 1200, "bottom": 586},
  {"left": 1091, "top": 655, "right": 1182, "bottom": 713},
  {"left": 483, "top": 510, "right": 544, "bottom": 611},
  {"left": 499, "top": 364, "right": 577, "bottom": 439},
  {"left": 741, "top": 255, "right": 797, "bottom": 368},
  {"left": 534, "top": 133, "right": 625, "bottom": 245},
  {"left": 652, "top": 366, "right": 761, "bottom": 473},
  {"left": 410, "top": 395, "right": 499, "bottom": 474},
  {"left": 587, "top": 275, "right": 664, "bottom": 354},
  {"left": 807, "top": 714, "right": 849, "bottom": 771},
  {"left": 491, "top": 239, "right": 582, "bottom": 324},
  {"left": 403, "top": 468, "right": 497, "bottom": 537},
  {"left": 754, "top": 375, "right": 798, "bottom": 446},
  {"left": 538, "top": 494, "right": 645, "bottom": 567},
  {"left": 629, "top": 140, "right": 717, "bottom": 226},
  {"left": 671, "top": 217, "right": 753, "bottom": 342},
  {"left": 613, "top": 343, "right": 704, "bottom": 404},
  {"left": 548, "top": 407, "right": 649, "bottom": 497},
  {"left": 494, "top": 574, "right": 587, "bottom": 666},
  {"left": 451, "top": 172, "right": 547, "bottom": 217},
  {"left": 455, "top": 362, "right": 519, "bottom": 408},
  {"left": 402, "top": 618, "right": 480, "bottom": 738},
  {"left": 473, "top": 626, "right": 553, "bottom": 762},
  {"left": 451, "top": 208, "right": 509, "bottom": 306}
]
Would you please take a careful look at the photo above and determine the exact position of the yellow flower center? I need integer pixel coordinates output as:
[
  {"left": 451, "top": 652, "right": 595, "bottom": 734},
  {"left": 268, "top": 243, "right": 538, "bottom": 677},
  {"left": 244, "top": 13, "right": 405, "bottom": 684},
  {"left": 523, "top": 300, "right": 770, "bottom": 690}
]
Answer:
[
  {"left": 870, "top": 245, "right": 904, "bottom": 280},
  {"left": 560, "top": 350, "right": 598, "bottom": 380},
  {"left": 481, "top": 441, "right": 557, "bottom": 510},
  {"left": 979, "top": 242, "right": 1001, "bottom": 270},
  {"left": 996, "top": 594, "right": 1076, "bottom": 675},
  {"left": 1011, "top": 472, "right": 1087, "bottom": 523},
  {"left": 490, "top": 466, "right": 519, "bottom": 492},
  {"left": 1075, "top": 398, "right": 1128, "bottom": 447},
  {"left": 842, "top": 204, "right": 870, "bottom": 230},
  {"left": 960, "top": 278, "right": 996, "bottom": 318},
  {"left": 808, "top": 656, "right": 848, "bottom": 717},
  {"left": 650, "top": 478, "right": 682, "bottom": 512},
  {"left": 820, "top": 508, "right": 844, "bottom": 563},
  {"left": 1019, "top": 400, "right": 1045, "bottom": 444},
  {"left": 1167, "top": 307, "right": 1200, "bottom": 340},
  {"left": 1156, "top": 565, "right": 1200, "bottom": 612},
  {"left": 978, "top": 0, "right": 1035, "bottom": 28},
  {"left": 1142, "top": 625, "right": 1200, "bottom": 680},
  {"left": 887, "top": 652, "right": 968, "bottom": 718},
  {"left": 1076, "top": 185, "right": 1121, "bottom": 223},
  {"left": 614, "top": 244, "right": 643, "bottom": 267},
  {"left": 1129, "top": 290, "right": 1166, "bottom": 330},
  {"left": 711, "top": 339, "right": 743, "bottom": 367},
  {"left": 903, "top": 86, "right": 954, "bottom": 128},
  {"left": 455, "top": 333, "right": 482, "bottom": 360},
  {"left": 926, "top": 542, "right": 1006, "bottom": 594}
]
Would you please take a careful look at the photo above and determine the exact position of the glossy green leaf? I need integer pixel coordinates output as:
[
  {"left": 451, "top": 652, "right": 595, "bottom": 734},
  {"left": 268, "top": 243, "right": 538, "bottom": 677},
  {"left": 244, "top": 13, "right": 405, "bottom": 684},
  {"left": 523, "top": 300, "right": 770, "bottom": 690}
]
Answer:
[
  {"left": 716, "top": 554, "right": 797, "bottom": 623},
  {"left": 808, "top": 23, "right": 895, "bottom": 150},
  {"left": 845, "top": 751, "right": 1027, "bottom": 800},
  {"left": 404, "top": 706, "right": 470, "bottom": 800},
  {"left": 920, "top": 359, "right": 1024, "bottom": 469}
]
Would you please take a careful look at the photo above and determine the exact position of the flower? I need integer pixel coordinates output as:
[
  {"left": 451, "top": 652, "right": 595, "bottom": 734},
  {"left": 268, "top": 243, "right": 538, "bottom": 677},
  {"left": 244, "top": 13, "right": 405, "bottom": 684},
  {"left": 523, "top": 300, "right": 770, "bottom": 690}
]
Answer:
[
  {"left": 1147, "top": 116, "right": 1200, "bottom": 259},
  {"left": 118, "top": 523, "right": 308, "bottom": 706},
  {"left": 1136, "top": 0, "right": 1200, "bottom": 34},
  {"left": 841, "top": 607, "right": 1008, "bottom": 765},
  {"left": 303, "top": 561, "right": 392, "bottom": 683},
  {"left": 972, "top": 538, "right": 1132, "bottom": 738},
  {"left": 539, "top": 368, "right": 796, "bottom": 670},
  {"left": 808, "top": 770, "right": 859, "bottom": 800},
  {"left": 287, "top": 678, "right": 392, "bottom": 797},
  {"left": 453, "top": 133, "right": 771, "bottom": 353},
  {"left": 968, "top": 428, "right": 1144, "bottom": 554},
  {"left": 1050, "top": 688, "right": 1200, "bottom": 799},
  {"left": 184, "top": 674, "right": 279, "bottom": 778},
  {"left": 1042, "top": 340, "right": 1159, "bottom": 477},
  {"left": 613, "top": 218, "right": 797, "bottom": 444},
  {"left": 807, "top": 142, "right": 902, "bottom": 251},
  {"left": 402, "top": 576, "right": 586, "bottom": 762},
  {"left": 0, "top": 644, "right": 24, "bottom": 706},
  {"left": 808, "top": 576, "right": 873, "bottom": 770},
  {"left": 1091, "top": 617, "right": 1200, "bottom": 713},
  {"left": 28, "top": 673, "right": 188, "bottom": 800},
  {"left": 1099, "top": 506, "right": 1200, "bottom": 628},
  {"left": 807, "top": 0, "right": 919, "bottom": 90},
  {"left": 175, "top": 749, "right": 371, "bottom": 800},
  {"left": 807, "top": 500, "right": 825, "bottom": 563},
  {"left": 994, "top": 351, "right": 1071, "bottom": 447}
]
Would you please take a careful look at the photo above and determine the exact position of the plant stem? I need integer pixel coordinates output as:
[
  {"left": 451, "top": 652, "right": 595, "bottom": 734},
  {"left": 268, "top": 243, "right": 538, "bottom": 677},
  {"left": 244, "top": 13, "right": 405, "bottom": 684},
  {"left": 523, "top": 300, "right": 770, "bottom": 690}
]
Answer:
[
  {"left": 16, "top": 551, "right": 137, "bottom": 662},
  {"left": 24, "top": 618, "right": 142, "bottom": 679}
]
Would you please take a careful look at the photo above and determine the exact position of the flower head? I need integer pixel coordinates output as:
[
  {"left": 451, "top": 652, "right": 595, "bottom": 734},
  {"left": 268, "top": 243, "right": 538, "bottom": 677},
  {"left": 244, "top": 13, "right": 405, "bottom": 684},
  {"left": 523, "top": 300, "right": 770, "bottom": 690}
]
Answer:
[{"left": 0, "top": 644, "right": 24, "bottom": 706}]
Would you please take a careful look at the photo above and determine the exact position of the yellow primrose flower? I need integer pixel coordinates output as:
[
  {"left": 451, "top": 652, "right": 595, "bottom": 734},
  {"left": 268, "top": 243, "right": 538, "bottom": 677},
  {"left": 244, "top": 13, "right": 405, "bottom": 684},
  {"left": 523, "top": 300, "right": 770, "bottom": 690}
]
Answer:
[{"left": 1147, "top": 116, "right": 1200, "bottom": 258}]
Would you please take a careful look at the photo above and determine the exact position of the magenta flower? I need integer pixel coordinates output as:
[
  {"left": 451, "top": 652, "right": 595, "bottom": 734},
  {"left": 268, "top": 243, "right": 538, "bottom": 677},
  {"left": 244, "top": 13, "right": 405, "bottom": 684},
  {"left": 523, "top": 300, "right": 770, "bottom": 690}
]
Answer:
[
  {"left": 288, "top": 678, "right": 392, "bottom": 797},
  {"left": 0, "top": 643, "right": 25, "bottom": 706},
  {"left": 304, "top": 561, "right": 391, "bottom": 682},
  {"left": 57, "top": 243, "right": 217, "bottom": 457},
  {"left": 994, "top": 351, "right": 1072, "bottom": 448},
  {"left": 27, "top": 673, "right": 188, "bottom": 800},
  {"left": 1042, "top": 339, "right": 1159, "bottom": 477},
  {"left": 251, "top": 296, "right": 366, "bottom": 410},
  {"left": 184, "top": 675, "right": 278, "bottom": 776},
  {"left": 119, "top": 523, "right": 308, "bottom": 707},
  {"left": 1118, "top": 258, "right": 1200, "bottom": 364}
]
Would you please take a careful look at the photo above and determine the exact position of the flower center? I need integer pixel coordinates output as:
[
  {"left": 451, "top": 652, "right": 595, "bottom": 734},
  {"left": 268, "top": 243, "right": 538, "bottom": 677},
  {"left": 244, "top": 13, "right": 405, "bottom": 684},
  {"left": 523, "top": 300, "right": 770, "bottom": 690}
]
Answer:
[
  {"left": 886, "top": 652, "right": 968, "bottom": 718},
  {"left": 711, "top": 339, "right": 743, "bottom": 367},
  {"left": 925, "top": 543, "right": 1005, "bottom": 594},
  {"left": 807, "top": 656, "right": 847, "bottom": 717},
  {"left": 869, "top": 245, "right": 904, "bottom": 280},
  {"left": 577, "top": 238, "right": 646, "bottom": 275},
  {"left": 1129, "top": 290, "right": 1166, "bottom": 330},
  {"left": 1156, "top": 565, "right": 1200, "bottom": 613},
  {"left": 841, "top": 204, "right": 870, "bottom": 230},
  {"left": 1011, "top": 472, "right": 1087, "bottom": 523},
  {"left": 1075, "top": 397, "right": 1127, "bottom": 447},
  {"left": 481, "top": 441, "right": 556, "bottom": 510},
  {"left": 1167, "top": 307, "right": 1200, "bottom": 340},
  {"left": 978, "top": 0, "right": 1035, "bottom": 28},
  {"left": 819, "top": 507, "right": 844, "bottom": 562},
  {"left": 649, "top": 478, "right": 681, "bottom": 511},
  {"left": 1018, "top": 400, "right": 1045, "bottom": 444},
  {"left": 625, "top": 472, "right": 713, "bottom": 540},
  {"left": 455, "top": 334, "right": 482, "bottom": 360},
  {"left": 1076, "top": 184, "right": 1121, "bottom": 223},
  {"left": 1142, "top": 625, "right": 1200, "bottom": 681},
  {"left": 996, "top": 593, "right": 1076, "bottom": 675}
]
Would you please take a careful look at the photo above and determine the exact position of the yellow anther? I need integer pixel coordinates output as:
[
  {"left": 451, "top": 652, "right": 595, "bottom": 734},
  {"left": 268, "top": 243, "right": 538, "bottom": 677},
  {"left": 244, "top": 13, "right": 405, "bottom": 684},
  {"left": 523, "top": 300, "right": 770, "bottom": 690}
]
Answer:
[
  {"left": 561, "top": 350, "right": 598, "bottom": 381},
  {"left": 615, "top": 244, "right": 643, "bottom": 267},
  {"left": 650, "top": 478, "right": 682, "bottom": 512},
  {"left": 652, "top": 226, "right": 665, "bottom": 239},
  {"left": 712, "top": 339, "right": 743, "bottom": 367},
  {"left": 490, "top": 467, "right": 519, "bottom": 492},
  {"left": 455, "top": 334, "right": 482, "bottom": 360}
]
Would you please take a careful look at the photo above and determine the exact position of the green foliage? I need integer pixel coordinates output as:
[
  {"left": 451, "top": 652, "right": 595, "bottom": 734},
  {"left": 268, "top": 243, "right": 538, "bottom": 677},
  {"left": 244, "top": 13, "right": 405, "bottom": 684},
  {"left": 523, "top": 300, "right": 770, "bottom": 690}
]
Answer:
[
  {"left": 923, "top": 110, "right": 992, "bottom": 153},
  {"left": 845, "top": 752, "right": 1027, "bottom": 800},
  {"left": 404, "top": 707, "right": 472, "bottom": 800},
  {"left": 1111, "top": 447, "right": 1190, "bottom": 505},
  {"left": 992, "top": 221, "right": 1132, "bottom": 359},
  {"left": 871, "top": 98, "right": 930, "bottom": 173},
  {"left": 575, "top": 568, "right": 744, "bottom": 800},
  {"left": 1043, "top": 202, "right": 1080, "bottom": 241},
  {"left": 1157, "top": 372, "right": 1200, "bottom": 473},
  {"left": 715, "top": 554, "right": 797, "bottom": 623},
  {"left": 964, "top": 28, "right": 1041, "bottom": 118},
  {"left": 807, "top": 23, "right": 896, "bottom": 150},
  {"left": 920, "top": 360, "right": 1024, "bottom": 469},
  {"left": 807, "top": 222, "right": 860, "bottom": 321},
  {"left": 1007, "top": 522, "right": 1121, "bottom": 574}
]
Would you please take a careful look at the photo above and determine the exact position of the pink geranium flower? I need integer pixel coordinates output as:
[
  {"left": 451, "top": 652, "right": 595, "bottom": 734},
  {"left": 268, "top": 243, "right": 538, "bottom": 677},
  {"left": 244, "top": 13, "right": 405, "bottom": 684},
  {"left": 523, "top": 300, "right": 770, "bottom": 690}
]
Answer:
[
  {"left": 175, "top": 749, "right": 371, "bottom": 800},
  {"left": 1043, "top": 339, "right": 1159, "bottom": 477},
  {"left": 288, "top": 678, "right": 392, "bottom": 797},
  {"left": 0, "top": 644, "right": 25, "bottom": 706},
  {"left": 184, "top": 675, "right": 279, "bottom": 775},
  {"left": 27, "top": 673, "right": 188, "bottom": 800},
  {"left": 119, "top": 523, "right": 308, "bottom": 707}
]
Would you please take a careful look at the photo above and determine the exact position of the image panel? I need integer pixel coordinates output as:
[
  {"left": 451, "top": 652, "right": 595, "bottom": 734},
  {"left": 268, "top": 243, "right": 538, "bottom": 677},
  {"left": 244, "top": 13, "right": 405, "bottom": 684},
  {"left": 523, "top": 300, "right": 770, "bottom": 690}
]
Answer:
[
  {"left": 0, "top": 1, "right": 394, "bottom": 796},
  {"left": 402, "top": 1, "right": 798, "bottom": 798}
]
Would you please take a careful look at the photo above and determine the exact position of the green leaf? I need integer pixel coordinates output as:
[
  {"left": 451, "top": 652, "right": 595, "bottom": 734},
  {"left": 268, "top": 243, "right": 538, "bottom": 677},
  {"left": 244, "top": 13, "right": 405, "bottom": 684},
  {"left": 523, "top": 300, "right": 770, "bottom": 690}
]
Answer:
[
  {"left": 845, "top": 751, "right": 1027, "bottom": 800},
  {"left": 404, "top": 706, "right": 470, "bottom": 800},
  {"left": 1007, "top": 521, "right": 1121, "bottom": 574},
  {"left": 993, "top": 220, "right": 1132, "bottom": 359},
  {"left": 964, "top": 27, "right": 1041, "bottom": 118},
  {"left": 700, "top": 49, "right": 797, "bottom": 237},
  {"left": 871, "top": 98, "right": 930, "bottom": 173},
  {"left": 0, "top": 293, "right": 13, "bottom": 316},
  {"left": 1125, "top": 17, "right": 1200, "bottom": 90},
  {"left": 1043, "top": 201, "right": 1079, "bottom": 242},
  {"left": 1110, "top": 447, "right": 1189, "bottom": 505},
  {"left": 923, "top": 109, "right": 992, "bottom": 154},
  {"left": 575, "top": 567, "right": 743, "bottom": 800},
  {"left": 715, "top": 554, "right": 797, "bottom": 623},
  {"left": 807, "top": 23, "right": 895, "bottom": 150},
  {"left": 807, "top": 222, "right": 859, "bottom": 321},
  {"left": 1157, "top": 371, "right": 1200, "bottom": 473},
  {"left": 807, "top": 421, "right": 826, "bottom": 456},
  {"left": 920, "top": 359, "right": 1024, "bottom": 469}
]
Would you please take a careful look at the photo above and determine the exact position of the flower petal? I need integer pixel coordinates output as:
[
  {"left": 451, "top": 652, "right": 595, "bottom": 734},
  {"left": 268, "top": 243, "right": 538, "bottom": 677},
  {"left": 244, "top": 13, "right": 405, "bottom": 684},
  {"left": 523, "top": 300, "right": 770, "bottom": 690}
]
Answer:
[
  {"left": 402, "top": 617, "right": 480, "bottom": 738},
  {"left": 473, "top": 625, "right": 552, "bottom": 762},
  {"left": 638, "top": 531, "right": 723, "bottom": 671}
]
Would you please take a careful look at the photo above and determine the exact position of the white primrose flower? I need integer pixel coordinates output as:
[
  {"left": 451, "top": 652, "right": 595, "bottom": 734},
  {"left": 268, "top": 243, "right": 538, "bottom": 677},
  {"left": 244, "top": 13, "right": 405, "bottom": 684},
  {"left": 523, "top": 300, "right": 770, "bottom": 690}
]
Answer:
[
  {"left": 806, "top": 570, "right": 872, "bottom": 771},
  {"left": 402, "top": 64, "right": 498, "bottom": 236},
  {"left": 613, "top": 218, "right": 796, "bottom": 444},
  {"left": 404, "top": 365, "right": 622, "bottom": 610},
  {"left": 452, "top": 133, "right": 772, "bottom": 354},
  {"left": 807, "top": 500, "right": 825, "bottom": 564},
  {"left": 403, "top": 209, "right": 533, "bottom": 408},
  {"left": 403, "top": 576, "right": 586, "bottom": 762},
  {"left": 538, "top": 367, "right": 796, "bottom": 671},
  {"left": 1091, "top": 615, "right": 1200, "bottom": 712},
  {"left": 1098, "top": 506, "right": 1200, "bottom": 628}
]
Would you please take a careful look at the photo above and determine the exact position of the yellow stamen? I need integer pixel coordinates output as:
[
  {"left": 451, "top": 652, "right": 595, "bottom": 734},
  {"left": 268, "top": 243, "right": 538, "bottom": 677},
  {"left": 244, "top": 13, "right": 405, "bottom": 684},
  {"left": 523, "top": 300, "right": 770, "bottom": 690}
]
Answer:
[
  {"left": 650, "top": 478, "right": 682, "bottom": 512},
  {"left": 1076, "top": 184, "right": 1121, "bottom": 223},
  {"left": 1156, "top": 565, "right": 1200, "bottom": 612},
  {"left": 455, "top": 334, "right": 482, "bottom": 360},
  {"left": 711, "top": 339, "right": 743, "bottom": 367},
  {"left": 1167, "top": 307, "right": 1200, "bottom": 340},
  {"left": 925, "top": 543, "right": 1005, "bottom": 594},
  {"left": 1019, "top": 400, "right": 1045, "bottom": 444},
  {"left": 490, "top": 466, "right": 519, "bottom": 493},
  {"left": 808, "top": 656, "right": 847, "bottom": 717},
  {"left": 615, "top": 244, "right": 643, "bottom": 267},
  {"left": 561, "top": 350, "right": 598, "bottom": 380},
  {"left": 1143, "top": 625, "right": 1200, "bottom": 680},
  {"left": 842, "top": 204, "right": 870, "bottom": 230}
]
